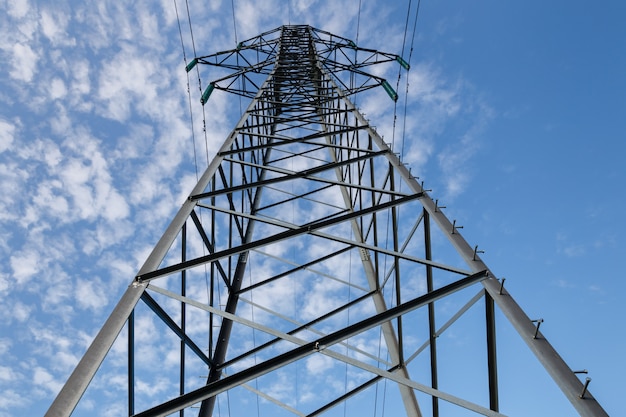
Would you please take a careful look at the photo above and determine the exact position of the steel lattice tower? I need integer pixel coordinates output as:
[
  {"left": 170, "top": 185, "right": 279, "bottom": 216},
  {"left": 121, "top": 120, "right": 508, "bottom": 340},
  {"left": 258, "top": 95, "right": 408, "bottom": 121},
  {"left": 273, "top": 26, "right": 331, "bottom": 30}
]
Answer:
[{"left": 46, "top": 25, "right": 608, "bottom": 417}]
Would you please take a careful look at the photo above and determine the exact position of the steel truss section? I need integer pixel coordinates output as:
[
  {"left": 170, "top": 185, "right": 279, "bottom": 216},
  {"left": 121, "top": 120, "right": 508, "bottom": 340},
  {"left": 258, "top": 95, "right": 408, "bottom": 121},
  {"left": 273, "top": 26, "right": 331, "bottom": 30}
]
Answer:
[{"left": 46, "top": 25, "right": 608, "bottom": 417}]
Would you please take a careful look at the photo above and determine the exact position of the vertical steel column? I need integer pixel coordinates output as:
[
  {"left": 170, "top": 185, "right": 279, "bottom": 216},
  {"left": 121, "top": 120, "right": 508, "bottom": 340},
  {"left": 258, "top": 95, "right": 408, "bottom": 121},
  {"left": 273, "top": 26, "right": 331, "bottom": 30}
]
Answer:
[
  {"left": 485, "top": 291, "right": 498, "bottom": 411},
  {"left": 424, "top": 209, "right": 439, "bottom": 417},
  {"left": 128, "top": 310, "right": 135, "bottom": 416},
  {"left": 390, "top": 166, "right": 405, "bottom": 365},
  {"left": 180, "top": 223, "right": 186, "bottom": 417}
]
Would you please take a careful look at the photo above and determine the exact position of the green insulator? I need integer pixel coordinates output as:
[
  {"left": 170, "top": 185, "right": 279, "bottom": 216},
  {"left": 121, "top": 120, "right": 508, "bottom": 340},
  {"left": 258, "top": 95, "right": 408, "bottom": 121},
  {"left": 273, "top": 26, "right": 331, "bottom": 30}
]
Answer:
[
  {"left": 381, "top": 80, "right": 398, "bottom": 101},
  {"left": 348, "top": 40, "right": 357, "bottom": 48},
  {"left": 201, "top": 83, "right": 215, "bottom": 105},
  {"left": 396, "top": 56, "right": 410, "bottom": 70},
  {"left": 185, "top": 58, "right": 198, "bottom": 73},
  {"left": 237, "top": 42, "right": 244, "bottom": 50}
]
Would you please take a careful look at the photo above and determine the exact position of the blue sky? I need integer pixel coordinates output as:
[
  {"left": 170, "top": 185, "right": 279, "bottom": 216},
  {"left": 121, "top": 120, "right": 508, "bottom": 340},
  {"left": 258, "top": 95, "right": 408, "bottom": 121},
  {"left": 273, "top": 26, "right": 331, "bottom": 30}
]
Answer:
[{"left": 1, "top": 1, "right": 624, "bottom": 416}]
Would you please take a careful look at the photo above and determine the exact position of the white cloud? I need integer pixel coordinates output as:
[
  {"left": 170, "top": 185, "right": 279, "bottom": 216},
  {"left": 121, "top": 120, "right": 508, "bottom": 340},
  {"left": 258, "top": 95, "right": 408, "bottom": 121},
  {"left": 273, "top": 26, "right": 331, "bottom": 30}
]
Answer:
[
  {"left": 42, "top": 273, "right": 74, "bottom": 312},
  {"left": 6, "top": 0, "right": 30, "bottom": 19},
  {"left": 0, "top": 339, "right": 11, "bottom": 357},
  {"left": 305, "top": 353, "right": 334, "bottom": 375},
  {"left": 11, "top": 301, "right": 32, "bottom": 322},
  {"left": 0, "top": 389, "right": 25, "bottom": 412},
  {"left": 300, "top": 278, "right": 345, "bottom": 321},
  {"left": 96, "top": 45, "right": 164, "bottom": 122},
  {"left": 0, "top": 365, "right": 21, "bottom": 382},
  {"left": 49, "top": 77, "right": 68, "bottom": 100},
  {"left": 158, "top": 0, "right": 178, "bottom": 27},
  {"left": 0, "top": 119, "right": 15, "bottom": 153},
  {"left": 98, "top": 401, "right": 126, "bottom": 417},
  {"left": 40, "top": 7, "right": 72, "bottom": 46},
  {"left": 32, "top": 181, "right": 70, "bottom": 218},
  {"left": 29, "top": 325, "right": 79, "bottom": 367},
  {"left": 69, "top": 58, "right": 91, "bottom": 106},
  {"left": 136, "top": 9, "right": 160, "bottom": 44},
  {"left": 135, "top": 376, "right": 171, "bottom": 397},
  {"left": 75, "top": 277, "right": 109, "bottom": 311},
  {"left": 72, "top": 3, "right": 116, "bottom": 50},
  {"left": 53, "top": 135, "right": 131, "bottom": 222},
  {"left": 556, "top": 232, "right": 586, "bottom": 258},
  {"left": 0, "top": 273, "right": 9, "bottom": 295},
  {"left": 9, "top": 43, "right": 38, "bottom": 82},
  {"left": 265, "top": 370, "right": 296, "bottom": 404},
  {"left": 9, "top": 249, "right": 41, "bottom": 285},
  {"left": 33, "top": 366, "right": 63, "bottom": 396}
]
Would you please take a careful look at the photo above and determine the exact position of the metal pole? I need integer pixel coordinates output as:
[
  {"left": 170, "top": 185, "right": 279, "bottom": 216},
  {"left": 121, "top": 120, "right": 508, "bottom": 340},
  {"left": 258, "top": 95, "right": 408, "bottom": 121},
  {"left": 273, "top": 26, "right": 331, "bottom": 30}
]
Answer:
[
  {"left": 485, "top": 291, "right": 499, "bottom": 411},
  {"left": 128, "top": 309, "right": 135, "bottom": 416},
  {"left": 424, "top": 209, "right": 439, "bottom": 417},
  {"left": 180, "top": 222, "right": 186, "bottom": 417}
]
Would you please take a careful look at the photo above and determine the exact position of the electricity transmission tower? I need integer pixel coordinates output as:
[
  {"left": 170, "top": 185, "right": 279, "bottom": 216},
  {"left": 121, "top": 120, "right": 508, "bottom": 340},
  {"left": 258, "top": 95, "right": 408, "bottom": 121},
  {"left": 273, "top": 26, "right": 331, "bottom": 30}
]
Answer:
[{"left": 46, "top": 25, "right": 608, "bottom": 417}]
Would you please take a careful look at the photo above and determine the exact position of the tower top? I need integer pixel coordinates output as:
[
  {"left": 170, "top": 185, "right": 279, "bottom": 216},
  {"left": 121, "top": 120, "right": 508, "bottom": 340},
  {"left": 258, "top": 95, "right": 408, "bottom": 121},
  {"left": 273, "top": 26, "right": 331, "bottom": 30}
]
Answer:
[{"left": 186, "top": 25, "right": 408, "bottom": 102}]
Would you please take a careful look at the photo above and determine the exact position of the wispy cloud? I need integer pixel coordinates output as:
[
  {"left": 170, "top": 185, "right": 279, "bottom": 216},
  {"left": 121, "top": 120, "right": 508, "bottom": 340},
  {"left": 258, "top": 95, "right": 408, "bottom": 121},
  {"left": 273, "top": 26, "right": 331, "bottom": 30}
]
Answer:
[
  {"left": 0, "top": 2, "right": 502, "bottom": 416},
  {"left": 9, "top": 43, "right": 38, "bottom": 82},
  {"left": 556, "top": 232, "right": 586, "bottom": 258}
]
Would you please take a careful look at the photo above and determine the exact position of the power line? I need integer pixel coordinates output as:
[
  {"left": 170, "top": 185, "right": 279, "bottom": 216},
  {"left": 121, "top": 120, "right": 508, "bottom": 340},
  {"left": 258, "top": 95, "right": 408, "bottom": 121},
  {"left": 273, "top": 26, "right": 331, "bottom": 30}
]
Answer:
[
  {"left": 231, "top": 0, "right": 239, "bottom": 44},
  {"left": 173, "top": 0, "right": 199, "bottom": 181},
  {"left": 400, "top": 0, "right": 422, "bottom": 162}
]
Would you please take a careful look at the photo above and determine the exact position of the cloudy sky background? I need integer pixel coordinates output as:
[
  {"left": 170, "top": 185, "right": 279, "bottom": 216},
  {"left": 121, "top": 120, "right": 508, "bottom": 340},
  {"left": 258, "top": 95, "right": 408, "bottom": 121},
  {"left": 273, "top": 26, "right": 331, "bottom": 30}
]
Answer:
[{"left": 1, "top": 0, "right": 624, "bottom": 416}]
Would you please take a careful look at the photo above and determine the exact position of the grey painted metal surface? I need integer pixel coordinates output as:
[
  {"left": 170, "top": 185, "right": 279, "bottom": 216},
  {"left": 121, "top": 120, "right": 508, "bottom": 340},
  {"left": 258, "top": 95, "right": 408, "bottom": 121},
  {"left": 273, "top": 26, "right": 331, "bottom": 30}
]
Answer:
[
  {"left": 46, "top": 24, "right": 608, "bottom": 417},
  {"left": 45, "top": 283, "right": 146, "bottom": 417}
]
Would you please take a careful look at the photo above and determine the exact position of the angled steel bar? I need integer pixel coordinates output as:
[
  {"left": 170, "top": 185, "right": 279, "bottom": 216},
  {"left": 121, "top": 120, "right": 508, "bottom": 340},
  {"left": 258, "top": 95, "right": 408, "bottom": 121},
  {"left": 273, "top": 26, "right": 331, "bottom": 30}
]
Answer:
[
  {"left": 235, "top": 245, "right": 354, "bottom": 294},
  {"left": 245, "top": 247, "right": 370, "bottom": 293},
  {"left": 306, "top": 372, "right": 388, "bottom": 417},
  {"left": 313, "top": 326, "right": 506, "bottom": 417},
  {"left": 190, "top": 149, "right": 388, "bottom": 201},
  {"left": 201, "top": 197, "right": 469, "bottom": 278},
  {"left": 406, "top": 290, "right": 486, "bottom": 365},
  {"left": 140, "top": 292, "right": 212, "bottom": 366},
  {"left": 133, "top": 270, "right": 488, "bottom": 417},
  {"left": 136, "top": 192, "right": 425, "bottom": 282},
  {"left": 215, "top": 158, "right": 408, "bottom": 200},
  {"left": 237, "top": 294, "right": 391, "bottom": 366},
  {"left": 45, "top": 283, "right": 147, "bottom": 417},
  {"left": 220, "top": 290, "right": 379, "bottom": 370},
  {"left": 189, "top": 210, "right": 229, "bottom": 287}
]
